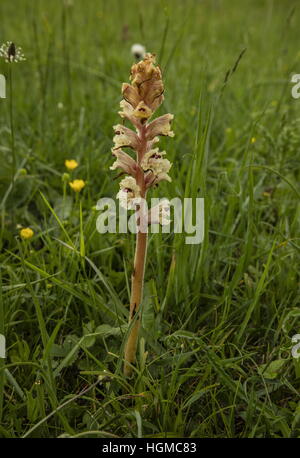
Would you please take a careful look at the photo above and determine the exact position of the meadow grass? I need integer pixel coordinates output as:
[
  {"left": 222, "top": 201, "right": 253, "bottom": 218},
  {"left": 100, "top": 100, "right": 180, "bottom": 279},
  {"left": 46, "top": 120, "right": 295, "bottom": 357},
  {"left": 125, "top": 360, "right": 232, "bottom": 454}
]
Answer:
[{"left": 0, "top": 0, "right": 299, "bottom": 438}]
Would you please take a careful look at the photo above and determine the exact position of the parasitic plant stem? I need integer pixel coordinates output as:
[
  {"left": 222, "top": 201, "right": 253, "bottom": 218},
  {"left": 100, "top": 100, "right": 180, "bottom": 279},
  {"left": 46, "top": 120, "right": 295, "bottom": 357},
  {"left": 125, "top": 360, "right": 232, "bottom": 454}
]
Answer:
[{"left": 124, "top": 229, "right": 148, "bottom": 376}]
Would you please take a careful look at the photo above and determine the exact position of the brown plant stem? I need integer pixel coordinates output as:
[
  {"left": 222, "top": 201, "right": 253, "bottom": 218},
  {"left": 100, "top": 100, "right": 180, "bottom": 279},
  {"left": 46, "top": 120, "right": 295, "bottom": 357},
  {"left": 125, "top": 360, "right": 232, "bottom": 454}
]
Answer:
[
  {"left": 124, "top": 126, "right": 148, "bottom": 376},
  {"left": 124, "top": 230, "right": 148, "bottom": 376}
]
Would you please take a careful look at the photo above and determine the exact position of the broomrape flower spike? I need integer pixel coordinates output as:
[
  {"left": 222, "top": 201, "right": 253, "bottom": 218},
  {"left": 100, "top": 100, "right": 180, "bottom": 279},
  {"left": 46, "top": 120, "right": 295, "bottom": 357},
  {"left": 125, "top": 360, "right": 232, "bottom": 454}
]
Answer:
[
  {"left": 110, "top": 53, "right": 174, "bottom": 376},
  {"left": 0, "top": 41, "right": 26, "bottom": 63}
]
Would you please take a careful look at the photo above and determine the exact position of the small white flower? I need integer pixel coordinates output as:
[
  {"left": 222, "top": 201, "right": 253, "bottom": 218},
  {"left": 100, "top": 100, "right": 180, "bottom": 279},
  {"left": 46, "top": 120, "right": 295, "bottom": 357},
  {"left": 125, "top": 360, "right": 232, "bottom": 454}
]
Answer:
[
  {"left": 0, "top": 41, "right": 26, "bottom": 63},
  {"left": 117, "top": 176, "right": 141, "bottom": 209},
  {"left": 131, "top": 43, "right": 146, "bottom": 60}
]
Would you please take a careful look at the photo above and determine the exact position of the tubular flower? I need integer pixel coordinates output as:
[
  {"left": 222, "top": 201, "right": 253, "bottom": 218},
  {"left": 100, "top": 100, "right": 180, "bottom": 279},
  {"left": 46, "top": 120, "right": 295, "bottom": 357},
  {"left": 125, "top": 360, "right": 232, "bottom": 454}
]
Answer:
[
  {"left": 117, "top": 176, "right": 141, "bottom": 209},
  {"left": 146, "top": 114, "right": 174, "bottom": 140},
  {"left": 110, "top": 149, "right": 138, "bottom": 176},
  {"left": 133, "top": 101, "right": 153, "bottom": 122},
  {"left": 118, "top": 100, "right": 138, "bottom": 126},
  {"left": 141, "top": 149, "right": 172, "bottom": 183},
  {"left": 110, "top": 53, "right": 174, "bottom": 376},
  {"left": 148, "top": 200, "right": 171, "bottom": 226},
  {"left": 113, "top": 124, "right": 141, "bottom": 151},
  {"left": 111, "top": 53, "right": 173, "bottom": 192}
]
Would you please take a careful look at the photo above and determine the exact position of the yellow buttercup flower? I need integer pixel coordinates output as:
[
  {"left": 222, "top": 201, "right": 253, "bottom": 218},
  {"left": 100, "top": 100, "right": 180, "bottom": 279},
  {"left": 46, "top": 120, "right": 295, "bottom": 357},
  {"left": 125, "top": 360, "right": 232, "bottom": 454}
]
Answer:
[
  {"left": 65, "top": 159, "right": 79, "bottom": 171},
  {"left": 69, "top": 179, "right": 85, "bottom": 192},
  {"left": 141, "top": 149, "right": 172, "bottom": 183},
  {"left": 251, "top": 137, "right": 256, "bottom": 144},
  {"left": 20, "top": 228, "right": 34, "bottom": 240}
]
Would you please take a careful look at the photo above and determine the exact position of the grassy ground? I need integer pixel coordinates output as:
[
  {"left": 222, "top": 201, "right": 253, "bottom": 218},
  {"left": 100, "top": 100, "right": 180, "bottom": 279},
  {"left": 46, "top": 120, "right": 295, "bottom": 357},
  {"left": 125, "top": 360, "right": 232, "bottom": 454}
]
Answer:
[{"left": 0, "top": 0, "right": 300, "bottom": 438}]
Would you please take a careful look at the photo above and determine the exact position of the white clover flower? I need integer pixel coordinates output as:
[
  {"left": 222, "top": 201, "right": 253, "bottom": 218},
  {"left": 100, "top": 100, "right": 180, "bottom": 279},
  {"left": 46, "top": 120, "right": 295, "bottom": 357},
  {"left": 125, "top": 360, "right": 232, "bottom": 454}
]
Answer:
[
  {"left": 0, "top": 41, "right": 26, "bottom": 63},
  {"left": 131, "top": 43, "right": 146, "bottom": 60},
  {"left": 117, "top": 176, "right": 141, "bottom": 209}
]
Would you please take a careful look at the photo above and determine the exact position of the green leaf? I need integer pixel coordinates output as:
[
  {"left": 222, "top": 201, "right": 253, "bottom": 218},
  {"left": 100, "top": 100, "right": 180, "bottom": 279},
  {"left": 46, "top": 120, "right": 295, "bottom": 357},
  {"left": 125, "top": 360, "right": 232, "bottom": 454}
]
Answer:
[
  {"left": 258, "top": 359, "right": 287, "bottom": 380},
  {"left": 82, "top": 321, "right": 96, "bottom": 348}
]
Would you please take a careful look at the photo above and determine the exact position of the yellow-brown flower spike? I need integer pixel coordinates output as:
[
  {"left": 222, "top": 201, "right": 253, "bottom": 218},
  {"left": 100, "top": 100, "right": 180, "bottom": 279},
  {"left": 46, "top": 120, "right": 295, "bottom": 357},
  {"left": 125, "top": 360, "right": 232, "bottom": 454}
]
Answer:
[
  {"left": 121, "top": 53, "right": 164, "bottom": 121},
  {"left": 110, "top": 53, "right": 174, "bottom": 376}
]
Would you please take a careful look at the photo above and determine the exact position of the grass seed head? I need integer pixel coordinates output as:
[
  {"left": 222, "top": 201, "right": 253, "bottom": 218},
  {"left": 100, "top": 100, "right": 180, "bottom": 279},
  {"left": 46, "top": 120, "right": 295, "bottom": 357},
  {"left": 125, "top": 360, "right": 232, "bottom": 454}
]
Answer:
[{"left": 0, "top": 41, "right": 26, "bottom": 63}]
